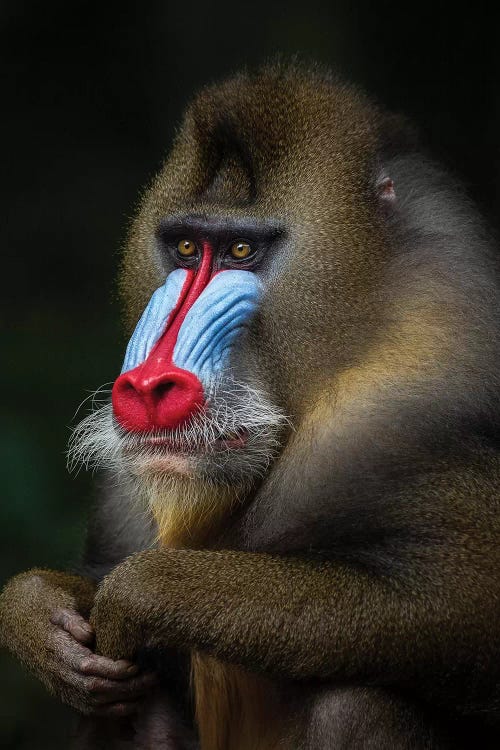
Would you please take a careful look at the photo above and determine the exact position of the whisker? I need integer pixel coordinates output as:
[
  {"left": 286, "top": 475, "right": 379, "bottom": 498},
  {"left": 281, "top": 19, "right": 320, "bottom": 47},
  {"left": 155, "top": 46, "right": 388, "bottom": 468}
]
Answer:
[{"left": 68, "top": 376, "right": 290, "bottom": 483}]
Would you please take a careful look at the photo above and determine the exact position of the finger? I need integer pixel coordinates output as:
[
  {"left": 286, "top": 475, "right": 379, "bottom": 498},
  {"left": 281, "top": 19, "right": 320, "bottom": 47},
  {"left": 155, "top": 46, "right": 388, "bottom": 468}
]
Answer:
[
  {"left": 51, "top": 630, "right": 138, "bottom": 681},
  {"left": 51, "top": 629, "right": 95, "bottom": 671},
  {"left": 60, "top": 671, "right": 155, "bottom": 710},
  {"left": 91, "top": 672, "right": 159, "bottom": 704},
  {"left": 78, "top": 653, "right": 140, "bottom": 680},
  {"left": 51, "top": 608, "right": 94, "bottom": 645}
]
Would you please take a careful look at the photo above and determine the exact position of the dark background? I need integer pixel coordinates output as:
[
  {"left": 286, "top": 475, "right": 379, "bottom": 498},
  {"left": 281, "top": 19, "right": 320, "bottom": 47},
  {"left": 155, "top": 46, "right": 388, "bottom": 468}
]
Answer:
[{"left": 1, "top": 2, "right": 498, "bottom": 747}]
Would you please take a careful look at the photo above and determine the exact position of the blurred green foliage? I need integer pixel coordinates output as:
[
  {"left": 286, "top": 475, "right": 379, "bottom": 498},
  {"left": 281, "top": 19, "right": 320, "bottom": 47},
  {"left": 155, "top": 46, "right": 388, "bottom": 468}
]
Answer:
[{"left": 1, "top": 0, "right": 498, "bottom": 747}]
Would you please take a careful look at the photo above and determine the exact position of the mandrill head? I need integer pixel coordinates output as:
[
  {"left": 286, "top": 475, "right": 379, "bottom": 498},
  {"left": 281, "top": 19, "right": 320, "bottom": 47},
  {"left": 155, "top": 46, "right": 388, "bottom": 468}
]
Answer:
[{"left": 69, "top": 64, "right": 499, "bottom": 546}]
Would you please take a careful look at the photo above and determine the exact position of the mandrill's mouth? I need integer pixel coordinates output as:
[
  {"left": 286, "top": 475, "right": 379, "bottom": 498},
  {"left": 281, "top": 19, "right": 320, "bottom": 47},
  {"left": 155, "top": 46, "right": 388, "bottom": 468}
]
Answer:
[
  {"left": 129, "top": 428, "right": 249, "bottom": 455},
  {"left": 119, "top": 426, "right": 250, "bottom": 478},
  {"left": 68, "top": 379, "right": 288, "bottom": 483}
]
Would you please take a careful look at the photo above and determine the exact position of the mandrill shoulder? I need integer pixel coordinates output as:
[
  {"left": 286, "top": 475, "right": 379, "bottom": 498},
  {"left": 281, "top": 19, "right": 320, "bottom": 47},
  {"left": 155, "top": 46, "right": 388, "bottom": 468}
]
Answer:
[{"left": 230, "top": 398, "right": 500, "bottom": 562}]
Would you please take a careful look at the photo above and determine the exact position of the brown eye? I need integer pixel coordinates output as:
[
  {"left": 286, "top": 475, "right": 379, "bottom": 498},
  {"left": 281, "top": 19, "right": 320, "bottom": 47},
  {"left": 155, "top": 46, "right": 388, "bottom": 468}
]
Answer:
[
  {"left": 230, "top": 241, "right": 252, "bottom": 260},
  {"left": 177, "top": 239, "right": 196, "bottom": 257}
]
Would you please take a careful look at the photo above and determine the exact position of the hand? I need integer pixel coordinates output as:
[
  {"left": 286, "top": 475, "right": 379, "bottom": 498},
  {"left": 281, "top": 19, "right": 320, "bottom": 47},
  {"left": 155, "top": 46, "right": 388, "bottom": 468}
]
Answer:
[
  {"left": 49, "top": 607, "right": 158, "bottom": 716},
  {"left": 0, "top": 570, "right": 158, "bottom": 717}
]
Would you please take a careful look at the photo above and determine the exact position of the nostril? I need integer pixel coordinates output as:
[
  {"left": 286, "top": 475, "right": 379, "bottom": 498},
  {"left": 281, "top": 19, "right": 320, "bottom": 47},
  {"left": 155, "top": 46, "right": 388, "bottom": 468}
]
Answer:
[
  {"left": 112, "top": 374, "right": 151, "bottom": 433},
  {"left": 152, "top": 371, "right": 205, "bottom": 429},
  {"left": 151, "top": 381, "right": 175, "bottom": 402},
  {"left": 121, "top": 381, "right": 137, "bottom": 396}
]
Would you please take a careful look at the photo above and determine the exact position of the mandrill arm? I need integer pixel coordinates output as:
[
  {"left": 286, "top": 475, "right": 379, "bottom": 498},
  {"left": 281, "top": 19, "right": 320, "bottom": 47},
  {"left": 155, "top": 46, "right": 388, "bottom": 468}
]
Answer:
[
  {"left": 0, "top": 478, "right": 161, "bottom": 717},
  {"left": 0, "top": 569, "right": 147, "bottom": 716},
  {"left": 91, "top": 539, "right": 500, "bottom": 719}
]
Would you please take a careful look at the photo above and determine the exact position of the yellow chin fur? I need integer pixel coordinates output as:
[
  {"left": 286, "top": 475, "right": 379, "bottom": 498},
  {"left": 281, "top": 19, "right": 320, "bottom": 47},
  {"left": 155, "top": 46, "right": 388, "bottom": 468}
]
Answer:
[{"left": 142, "top": 472, "right": 242, "bottom": 549}]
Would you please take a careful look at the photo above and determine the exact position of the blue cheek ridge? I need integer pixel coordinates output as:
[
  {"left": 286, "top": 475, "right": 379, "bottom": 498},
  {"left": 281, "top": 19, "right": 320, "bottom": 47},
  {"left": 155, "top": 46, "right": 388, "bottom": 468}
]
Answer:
[
  {"left": 121, "top": 269, "right": 187, "bottom": 373},
  {"left": 173, "top": 270, "right": 262, "bottom": 386}
]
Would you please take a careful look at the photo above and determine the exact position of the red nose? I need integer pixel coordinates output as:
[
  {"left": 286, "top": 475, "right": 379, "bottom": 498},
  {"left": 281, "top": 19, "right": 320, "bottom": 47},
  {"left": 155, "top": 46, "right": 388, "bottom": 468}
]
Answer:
[{"left": 112, "top": 364, "right": 204, "bottom": 432}]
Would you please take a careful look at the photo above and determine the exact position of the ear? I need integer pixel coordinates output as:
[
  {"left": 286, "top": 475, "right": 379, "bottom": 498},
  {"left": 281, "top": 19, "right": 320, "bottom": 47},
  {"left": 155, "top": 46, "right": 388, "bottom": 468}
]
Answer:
[
  {"left": 374, "top": 113, "right": 420, "bottom": 209},
  {"left": 376, "top": 175, "right": 396, "bottom": 204}
]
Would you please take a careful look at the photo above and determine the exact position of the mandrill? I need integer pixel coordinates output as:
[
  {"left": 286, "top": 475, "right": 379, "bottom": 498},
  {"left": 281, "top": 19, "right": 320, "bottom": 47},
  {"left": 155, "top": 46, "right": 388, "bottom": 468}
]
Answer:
[{"left": 2, "top": 64, "right": 500, "bottom": 749}]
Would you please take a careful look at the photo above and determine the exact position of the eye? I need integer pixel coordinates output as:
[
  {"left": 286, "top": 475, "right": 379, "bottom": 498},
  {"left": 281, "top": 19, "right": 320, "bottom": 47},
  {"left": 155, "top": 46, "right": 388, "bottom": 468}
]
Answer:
[
  {"left": 230, "top": 241, "right": 252, "bottom": 260},
  {"left": 177, "top": 239, "right": 197, "bottom": 257}
]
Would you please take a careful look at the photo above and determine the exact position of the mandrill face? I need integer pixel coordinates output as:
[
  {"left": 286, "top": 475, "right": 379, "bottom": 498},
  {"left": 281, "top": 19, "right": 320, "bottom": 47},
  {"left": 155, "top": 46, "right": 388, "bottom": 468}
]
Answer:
[{"left": 108, "top": 216, "right": 288, "bottom": 483}]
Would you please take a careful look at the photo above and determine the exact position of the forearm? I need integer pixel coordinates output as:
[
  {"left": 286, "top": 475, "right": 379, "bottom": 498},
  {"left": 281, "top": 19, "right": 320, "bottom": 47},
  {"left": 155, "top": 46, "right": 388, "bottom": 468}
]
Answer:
[{"left": 93, "top": 547, "right": 499, "bottom": 693}]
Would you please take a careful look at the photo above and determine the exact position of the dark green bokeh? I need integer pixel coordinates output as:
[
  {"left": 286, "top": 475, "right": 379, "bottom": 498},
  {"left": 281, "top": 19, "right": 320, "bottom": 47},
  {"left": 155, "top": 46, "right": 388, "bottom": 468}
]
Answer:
[{"left": 1, "top": 2, "right": 498, "bottom": 747}]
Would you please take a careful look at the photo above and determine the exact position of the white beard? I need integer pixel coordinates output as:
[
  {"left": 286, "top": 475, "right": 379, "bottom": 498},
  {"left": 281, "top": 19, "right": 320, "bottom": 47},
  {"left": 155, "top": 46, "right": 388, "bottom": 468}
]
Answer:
[{"left": 68, "top": 376, "right": 288, "bottom": 546}]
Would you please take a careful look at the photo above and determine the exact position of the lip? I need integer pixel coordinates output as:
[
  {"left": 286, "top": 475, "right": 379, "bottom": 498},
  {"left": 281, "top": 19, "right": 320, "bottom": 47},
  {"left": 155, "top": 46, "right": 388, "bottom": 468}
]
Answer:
[{"left": 125, "top": 430, "right": 248, "bottom": 455}]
